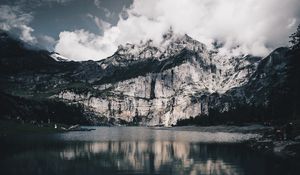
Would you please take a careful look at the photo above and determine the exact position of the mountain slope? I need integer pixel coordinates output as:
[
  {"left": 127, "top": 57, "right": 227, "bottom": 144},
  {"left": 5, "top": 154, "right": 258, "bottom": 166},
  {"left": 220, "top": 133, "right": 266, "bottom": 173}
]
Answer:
[
  {"left": 0, "top": 30, "right": 298, "bottom": 126},
  {"left": 53, "top": 32, "right": 263, "bottom": 126}
]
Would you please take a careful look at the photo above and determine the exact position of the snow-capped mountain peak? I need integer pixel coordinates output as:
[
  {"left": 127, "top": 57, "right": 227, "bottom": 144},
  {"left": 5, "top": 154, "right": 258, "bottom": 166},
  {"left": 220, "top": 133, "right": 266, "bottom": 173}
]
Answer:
[
  {"left": 116, "top": 40, "right": 162, "bottom": 60},
  {"left": 50, "top": 52, "right": 70, "bottom": 62},
  {"left": 161, "top": 33, "right": 207, "bottom": 58},
  {"left": 114, "top": 32, "right": 208, "bottom": 62},
  {"left": 99, "top": 32, "right": 260, "bottom": 94}
]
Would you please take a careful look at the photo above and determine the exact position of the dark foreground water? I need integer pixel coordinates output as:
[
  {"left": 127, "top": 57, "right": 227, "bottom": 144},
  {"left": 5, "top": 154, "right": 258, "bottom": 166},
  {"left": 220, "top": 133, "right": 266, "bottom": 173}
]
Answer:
[{"left": 0, "top": 127, "right": 298, "bottom": 175}]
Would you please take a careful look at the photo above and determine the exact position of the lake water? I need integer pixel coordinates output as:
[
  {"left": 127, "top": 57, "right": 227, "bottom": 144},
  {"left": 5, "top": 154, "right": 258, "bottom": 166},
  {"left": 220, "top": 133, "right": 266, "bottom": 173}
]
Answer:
[{"left": 0, "top": 127, "right": 297, "bottom": 175}]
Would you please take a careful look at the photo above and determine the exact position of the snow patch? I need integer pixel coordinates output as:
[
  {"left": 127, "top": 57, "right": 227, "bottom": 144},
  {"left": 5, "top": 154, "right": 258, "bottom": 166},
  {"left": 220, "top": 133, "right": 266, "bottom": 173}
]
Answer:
[{"left": 50, "top": 52, "right": 70, "bottom": 62}]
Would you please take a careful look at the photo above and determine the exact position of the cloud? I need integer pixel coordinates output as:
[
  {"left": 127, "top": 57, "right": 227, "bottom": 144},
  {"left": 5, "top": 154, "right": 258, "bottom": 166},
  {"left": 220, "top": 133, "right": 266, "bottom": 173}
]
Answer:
[
  {"left": 87, "top": 14, "right": 111, "bottom": 31},
  {"left": 36, "top": 35, "right": 56, "bottom": 50},
  {"left": 56, "top": 0, "right": 300, "bottom": 60},
  {"left": 94, "top": 0, "right": 101, "bottom": 9},
  {"left": 19, "top": 25, "right": 37, "bottom": 43},
  {"left": 55, "top": 30, "right": 117, "bottom": 61},
  {"left": 0, "top": 5, "right": 37, "bottom": 43},
  {"left": 93, "top": 0, "right": 114, "bottom": 19},
  {"left": 0, "top": 2, "right": 61, "bottom": 49},
  {"left": 103, "top": 8, "right": 111, "bottom": 18}
]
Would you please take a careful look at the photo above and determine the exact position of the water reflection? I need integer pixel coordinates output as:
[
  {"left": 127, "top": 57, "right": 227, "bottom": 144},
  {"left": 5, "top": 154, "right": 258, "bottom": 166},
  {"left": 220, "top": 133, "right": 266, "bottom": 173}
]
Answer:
[
  {"left": 58, "top": 141, "right": 244, "bottom": 175},
  {"left": 0, "top": 127, "right": 295, "bottom": 175}
]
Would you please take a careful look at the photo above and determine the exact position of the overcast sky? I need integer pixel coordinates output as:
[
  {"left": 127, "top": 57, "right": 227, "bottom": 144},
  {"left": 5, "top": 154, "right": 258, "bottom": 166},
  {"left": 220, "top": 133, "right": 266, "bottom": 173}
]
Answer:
[{"left": 1, "top": 0, "right": 300, "bottom": 61}]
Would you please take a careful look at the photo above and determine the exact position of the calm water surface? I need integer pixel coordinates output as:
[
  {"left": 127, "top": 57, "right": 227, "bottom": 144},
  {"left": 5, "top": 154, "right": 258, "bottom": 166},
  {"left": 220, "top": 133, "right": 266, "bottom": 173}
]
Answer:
[{"left": 0, "top": 127, "right": 297, "bottom": 175}]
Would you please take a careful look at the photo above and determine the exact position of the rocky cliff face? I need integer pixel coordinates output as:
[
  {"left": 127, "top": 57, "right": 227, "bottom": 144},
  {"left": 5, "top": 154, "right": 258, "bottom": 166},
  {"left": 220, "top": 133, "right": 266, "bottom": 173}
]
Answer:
[
  {"left": 1, "top": 30, "right": 297, "bottom": 126},
  {"left": 53, "top": 33, "right": 263, "bottom": 126}
]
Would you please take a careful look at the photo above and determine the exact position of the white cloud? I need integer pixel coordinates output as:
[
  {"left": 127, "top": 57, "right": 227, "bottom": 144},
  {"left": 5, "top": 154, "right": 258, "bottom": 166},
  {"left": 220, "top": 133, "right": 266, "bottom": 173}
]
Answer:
[
  {"left": 55, "top": 30, "right": 117, "bottom": 61},
  {"left": 56, "top": 0, "right": 300, "bottom": 60},
  {"left": 0, "top": 5, "right": 37, "bottom": 44},
  {"left": 19, "top": 25, "right": 36, "bottom": 43},
  {"left": 0, "top": 4, "right": 58, "bottom": 49},
  {"left": 87, "top": 14, "right": 111, "bottom": 31}
]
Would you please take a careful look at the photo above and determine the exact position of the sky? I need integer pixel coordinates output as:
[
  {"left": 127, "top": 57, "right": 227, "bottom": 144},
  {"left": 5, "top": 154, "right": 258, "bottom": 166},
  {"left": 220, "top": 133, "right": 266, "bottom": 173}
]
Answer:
[{"left": 0, "top": 0, "right": 300, "bottom": 61}]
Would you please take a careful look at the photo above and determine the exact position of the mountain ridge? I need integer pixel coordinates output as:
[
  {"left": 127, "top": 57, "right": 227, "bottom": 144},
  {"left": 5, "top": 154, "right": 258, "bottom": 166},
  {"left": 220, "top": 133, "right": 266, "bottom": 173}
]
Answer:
[{"left": 0, "top": 30, "right": 299, "bottom": 126}]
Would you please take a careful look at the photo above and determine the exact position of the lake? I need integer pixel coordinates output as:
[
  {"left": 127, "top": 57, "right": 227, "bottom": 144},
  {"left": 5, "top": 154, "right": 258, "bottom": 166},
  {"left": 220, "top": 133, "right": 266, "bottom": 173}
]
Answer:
[{"left": 0, "top": 126, "right": 297, "bottom": 175}]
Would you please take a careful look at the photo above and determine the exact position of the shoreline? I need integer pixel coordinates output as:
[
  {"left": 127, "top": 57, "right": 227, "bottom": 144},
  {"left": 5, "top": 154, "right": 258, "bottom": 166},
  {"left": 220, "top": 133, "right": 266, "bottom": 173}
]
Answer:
[
  {"left": 0, "top": 120, "right": 67, "bottom": 136},
  {"left": 1, "top": 120, "right": 299, "bottom": 159},
  {"left": 245, "top": 134, "right": 300, "bottom": 160}
]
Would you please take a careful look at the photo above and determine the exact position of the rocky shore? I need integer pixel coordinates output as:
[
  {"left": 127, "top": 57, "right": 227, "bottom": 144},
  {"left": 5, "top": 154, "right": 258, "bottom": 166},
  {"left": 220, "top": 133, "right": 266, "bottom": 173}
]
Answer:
[{"left": 245, "top": 122, "right": 300, "bottom": 160}]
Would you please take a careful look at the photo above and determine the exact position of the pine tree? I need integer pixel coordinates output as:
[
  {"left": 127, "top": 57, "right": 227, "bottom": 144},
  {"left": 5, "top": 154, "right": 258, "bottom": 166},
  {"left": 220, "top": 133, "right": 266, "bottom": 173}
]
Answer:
[{"left": 289, "top": 25, "right": 300, "bottom": 50}]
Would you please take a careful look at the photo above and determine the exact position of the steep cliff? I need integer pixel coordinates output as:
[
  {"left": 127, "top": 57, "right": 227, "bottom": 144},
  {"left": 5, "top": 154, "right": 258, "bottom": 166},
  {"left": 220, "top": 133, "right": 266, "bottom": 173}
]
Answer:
[{"left": 54, "top": 33, "right": 262, "bottom": 126}]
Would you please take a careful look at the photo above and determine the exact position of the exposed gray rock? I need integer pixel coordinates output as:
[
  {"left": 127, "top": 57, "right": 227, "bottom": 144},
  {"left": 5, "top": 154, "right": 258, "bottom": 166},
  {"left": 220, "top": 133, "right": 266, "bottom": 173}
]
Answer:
[{"left": 53, "top": 33, "right": 263, "bottom": 126}]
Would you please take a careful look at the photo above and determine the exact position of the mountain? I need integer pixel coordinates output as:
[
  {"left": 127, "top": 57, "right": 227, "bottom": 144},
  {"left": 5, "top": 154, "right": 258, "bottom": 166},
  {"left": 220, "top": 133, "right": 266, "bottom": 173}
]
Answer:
[
  {"left": 54, "top": 32, "right": 264, "bottom": 126},
  {"left": 0, "top": 30, "right": 299, "bottom": 126}
]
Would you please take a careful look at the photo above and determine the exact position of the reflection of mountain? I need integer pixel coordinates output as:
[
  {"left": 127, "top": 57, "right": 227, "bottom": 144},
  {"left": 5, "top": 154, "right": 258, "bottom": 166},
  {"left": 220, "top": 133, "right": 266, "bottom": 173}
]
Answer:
[
  {"left": 1, "top": 141, "right": 247, "bottom": 175},
  {"left": 0, "top": 126, "right": 294, "bottom": 175},
  {"left": 1, "top": 140, "right": 289, "bottom": 175},
  {"left": 59, "top": 141, "right": 246, "bottom": 175},
  {"left": 60, "top": 141, "right": 254, "bottom": 175}
]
